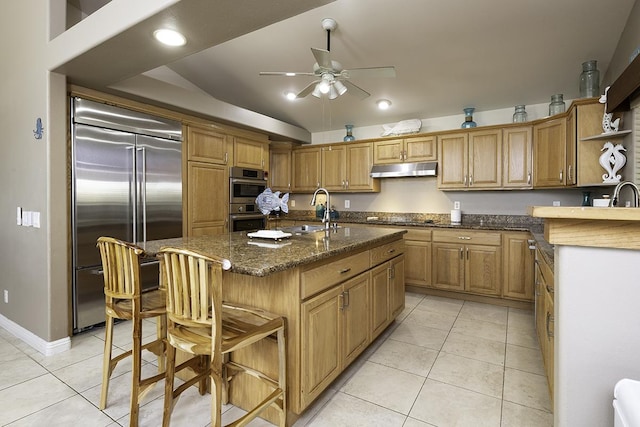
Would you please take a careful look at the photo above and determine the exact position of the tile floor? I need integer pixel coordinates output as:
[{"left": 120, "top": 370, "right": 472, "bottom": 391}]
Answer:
[{"left": 0, "top": 292, "right": 552, "bottom": 426}]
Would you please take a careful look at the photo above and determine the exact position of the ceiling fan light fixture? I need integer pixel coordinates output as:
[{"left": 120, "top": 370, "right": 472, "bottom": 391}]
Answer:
[
  {"left": 333, "top": 80, "right": 348, "bottom": 96},
  {"left": 318, "top": 80, "right": 331, "bottom": 94},
  {"left": 153, "top": 29, "right": 186, "bottom": 46},
  {"left": 311, "top": 85, "right": 322, "bottom": 98},
  {"left": 377, "top": 99, "right": 392, "bottom": 110}
]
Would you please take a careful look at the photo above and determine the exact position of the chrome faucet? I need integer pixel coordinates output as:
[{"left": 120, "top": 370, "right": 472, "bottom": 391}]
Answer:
[
  {"left": 612, "top": 181, "right": 640, "bottom": 207},
  {"left": 310, "top": 187, "right": 331, "bottom": 230}
]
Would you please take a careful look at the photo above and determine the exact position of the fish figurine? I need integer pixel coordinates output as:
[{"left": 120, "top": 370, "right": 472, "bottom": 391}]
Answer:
[
  {"left": 255, "top": 188, "right": 289, "bottom": 215},
  {"left": 381, "top": 119, "right": 422, "bottom": 136}
]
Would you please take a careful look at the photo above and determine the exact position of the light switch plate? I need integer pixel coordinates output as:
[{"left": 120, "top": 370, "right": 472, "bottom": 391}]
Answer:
[
  {"left": 16, "top": 207, "right": 22, "bottom": 226},
  {"left": 22, "top": 211, "right": 32, "bottom": 227},
  {"left": 553, "top": 201, "right": 561, "bottom": 207},
  {"left": 32, "top": 212, "right": 40, "bottom": 228}
]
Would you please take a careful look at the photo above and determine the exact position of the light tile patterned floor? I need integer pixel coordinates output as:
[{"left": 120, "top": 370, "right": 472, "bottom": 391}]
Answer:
[{"left": 0, "top": 292, "right": 552, "bottom": 426}]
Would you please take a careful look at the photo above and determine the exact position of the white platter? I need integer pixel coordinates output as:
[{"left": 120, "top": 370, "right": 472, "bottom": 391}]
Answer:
[
  {"left": 248, "top": 241, "right": 292, "bottom": 249},
  {"left": 247, "top": 230, "right": 292, "bottom": 240}
]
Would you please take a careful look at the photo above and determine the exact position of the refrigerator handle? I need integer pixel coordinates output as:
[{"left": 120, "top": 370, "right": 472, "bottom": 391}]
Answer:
[
  {"left": 127, "top": 146, "right": 137, "bottom": 242},
  {"left": 139, "top": 146, "right": 147, "bottom": 243}
]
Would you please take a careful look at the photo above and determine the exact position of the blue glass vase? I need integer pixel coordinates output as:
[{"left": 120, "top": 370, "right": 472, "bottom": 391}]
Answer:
[
  {"left": 461, "top": 107, "right": 477, "bottom": 128},
  {"left": 343, "top": 124, "right": 355, "bottom": 142}
]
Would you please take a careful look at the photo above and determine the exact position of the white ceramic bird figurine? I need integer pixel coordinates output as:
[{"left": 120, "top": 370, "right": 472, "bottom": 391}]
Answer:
[
  {"left": 599, "top": 86, "right": 621, "bottom": 133},
  {"left": 599, "top": 142, "right": 626, "bottom": 183}
]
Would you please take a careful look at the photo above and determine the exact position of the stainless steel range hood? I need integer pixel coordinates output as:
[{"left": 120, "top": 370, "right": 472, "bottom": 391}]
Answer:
[{"left": 370, "top": 162, "right": 438, "bottom": 178}]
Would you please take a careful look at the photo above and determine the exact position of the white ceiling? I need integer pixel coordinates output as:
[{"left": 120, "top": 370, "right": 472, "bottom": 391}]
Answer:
[{"left": 66, "top": 0, "right": 636, "bottom": 135}]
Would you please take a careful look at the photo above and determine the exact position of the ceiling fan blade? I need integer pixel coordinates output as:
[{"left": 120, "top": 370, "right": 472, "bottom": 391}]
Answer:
[
  {"left": 311, "top": 48, "right": 332, "bottom": 70},
  {"left": 259, "top": 71, "right": 316, "bottom": 77},
  {"left": 341, "top": 66, "right": 396, "bottom": 79},
  {"left": 296, "top": 80, "right": 320, "bottom": 98},
  {"left": 341, "top": 80, "right": 370, "bottom": 100}
]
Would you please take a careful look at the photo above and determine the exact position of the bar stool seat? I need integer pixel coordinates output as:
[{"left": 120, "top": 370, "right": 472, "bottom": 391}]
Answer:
[
  {"left": 97, "top": 236, "right": 167, "bottom": 426},
  {"left": 157, "top": 247, "right": 287, "bottom": 427}
]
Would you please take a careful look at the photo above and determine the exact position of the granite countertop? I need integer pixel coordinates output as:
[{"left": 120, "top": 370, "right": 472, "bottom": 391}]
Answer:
[{"left": 141, "top": 226, "right": 406, "bottom": 277}]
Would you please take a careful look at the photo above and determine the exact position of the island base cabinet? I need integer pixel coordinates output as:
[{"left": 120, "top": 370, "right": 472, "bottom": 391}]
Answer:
[
  {"left": 301, "top": 272, "right": 370, "bottom": 409},
  {"left": 370, "top": 255, "right": 405, "bottom": 337}
]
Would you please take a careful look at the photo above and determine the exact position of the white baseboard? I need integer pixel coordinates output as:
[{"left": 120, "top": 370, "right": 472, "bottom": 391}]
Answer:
[{"left": 0, "top": 313, "right": 71, "bottom": 356}]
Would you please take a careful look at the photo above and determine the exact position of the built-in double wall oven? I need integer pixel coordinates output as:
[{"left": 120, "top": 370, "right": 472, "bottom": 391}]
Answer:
[{"left": 229, "top": 167, "right": 267, "bottom": 232}]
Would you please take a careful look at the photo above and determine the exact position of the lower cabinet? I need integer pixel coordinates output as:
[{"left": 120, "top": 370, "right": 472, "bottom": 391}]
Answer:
[
  {"left": 431, "top": 230, "right": 502, "bottom": 296},
  {"left": 535, "top": 248, "right": 555, "bottom": 403},
  {"left": 404, "top": 229, "right": 432, "bottom": 288},
  {"left": 502, "top": 232, "right": 535, "bottom": 300}
]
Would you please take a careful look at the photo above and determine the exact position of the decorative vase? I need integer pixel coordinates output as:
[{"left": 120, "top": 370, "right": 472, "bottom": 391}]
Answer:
[
  {"left": 343, "top": 124, "right": 355, "bottom": 142},
  {"left": 461, "top": 107, "right": 477, "bottom": 128},
  {"left": 549, "top": 94, "right": 566, "bottom": 116},
  {"left": 580, "top": 60, "right": 600, "bottom": 98},
  {"left": 513, "top": 105, "right": 528, "bottom": 123}
]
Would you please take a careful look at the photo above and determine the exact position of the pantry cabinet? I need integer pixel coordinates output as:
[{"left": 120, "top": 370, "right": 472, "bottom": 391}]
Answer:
[
  {"left": 438, "top": 129, "right": 502, "bottom": 189},
  {"left": 186, "top": 162, "right": 228, "bottom": 236},
  {"left": 431, "top": 230, "right": 502, "bottom": 296},
  {"left": 373, "top": 135, "right": 437, "bottom": 164}
]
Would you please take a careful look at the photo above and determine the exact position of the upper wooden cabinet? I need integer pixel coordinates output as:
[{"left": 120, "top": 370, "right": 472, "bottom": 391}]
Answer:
[
  {"left": 503, "top": 126, "right": 533, "bottom": 188},
  {"left": 438, "top": 129, "right": 502, "bottom": 189},
  {"left": 233, "top": 136, "right": 268, "bottom": 170},
  {"left": 292, "top": 142, "right": 380, "bottom": 193},
  {"left": 269, "top": 145, "right": 292, "bottom": 192},
  {"left": 187, "top": 125, "right": 229, "bottom": 165},
  {"left": 373, "top": 136, "right": 436, "bottom": 164},
  {"left": 292, "top": 146, "right": 322, "bottom": 192},
  {"left": 533, "top": 118, "right": 569, "bottom": 188}
]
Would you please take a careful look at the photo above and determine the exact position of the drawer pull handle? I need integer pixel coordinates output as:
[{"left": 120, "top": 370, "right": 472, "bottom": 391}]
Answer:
[
  {"left": 546, "top": 284, "right": 554, "bottom": 295},
  {"left": 387, "top": 249, "right": 396, "bottom": 254},
  {"left": 339, "top": 268, "right": 351, "bottom": 274},
  {"left": 457, "top": 236, "right": 471, "bottom": 240}
]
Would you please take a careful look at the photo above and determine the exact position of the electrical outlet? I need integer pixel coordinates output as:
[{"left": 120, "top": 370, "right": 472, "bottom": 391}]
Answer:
[
  {"left": 454, "top": 201, "right": 460, "bottom": 210},
  {"left": 345, "top": 200, "right": 350, "bottom": 209},
  {"left": 553, "top": 201, "right": 561, "bottom": 207},
  {"left": 3, "top": 290, "right": 8, "bottom": 304},
  {"left": 290, "top": 199, "right": 295, "bottom": 207}
]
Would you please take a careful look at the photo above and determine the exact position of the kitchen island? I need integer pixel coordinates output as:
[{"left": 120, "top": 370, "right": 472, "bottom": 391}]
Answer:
[{"left": 143, "top": 226, "right": 406, "bottom": 426}]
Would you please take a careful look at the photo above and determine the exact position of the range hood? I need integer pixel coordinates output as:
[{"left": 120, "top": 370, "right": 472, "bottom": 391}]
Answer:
[{"left": 369, "top": 161, "right": 438, "bottom": 178}]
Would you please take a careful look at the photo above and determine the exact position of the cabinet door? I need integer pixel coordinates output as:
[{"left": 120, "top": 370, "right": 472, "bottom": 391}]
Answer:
[
  {"left": 503, "top": 127, "right": 532, "bottom": 188},
  {"left": 431, "top": 243, "right": 465, "bottom": 291},
  {"left": 301, "top": 285, "right": 343, "bottom": 407},
  {"left": 342, "top": 273, "right": 370, "bottom": 367},
  {"left": 346, "top": 142, "right": 379, "bottom": 192},
  {"left": 404, "top": 136, "right": 437, "bottom": 162},
  {"left": 370, "top": 263, "right": 390, "bottom": 338},
  {"left": 321, "top": 145, "right": 346, "bottom": 191},
  {"left": 438, "top": 133, "right": 468, "bottom": 189},
  {"left": 404, "top": 240, "right": 431, "bottom": 287},
  {"left": 535, "top": 260, "right": 546, "bottom": 350},
  {"left": 234, "top": 137, "right": 266, "bottom": 169},
  {"left": 187, "top": 162, "right": 228, "bottom": 236},
  {"left": 292, "top": 147, "right": 321, "bottom": 192},
  {"left": 566, "top": 108, "right": 577, "bottom": 186},
  {"left": 544, "top": 289, "right": 554, "bottom": 400},
  {"left": 533, "top": 118, "right": 567, "bottom": 187},
  {"left": 465, "top": 244, "right": 501, "bottom": 296},
  {"left": 373, "top": 139, "right": 403, "bottom": 164},
  {"left": 389, "top": 256, "right": 405, "bottom": 318},
  {"left": 468, "top": 130, "right": 502, "bottom": 188},
  {"left": 502, "top": 233, "right": 534, "bottom": 300},
  {"left": 187, "top": 125, "right": 229, "bottom": 165},
  {"left": 269, "top": 148, "right": 292, "bottom": 192}
]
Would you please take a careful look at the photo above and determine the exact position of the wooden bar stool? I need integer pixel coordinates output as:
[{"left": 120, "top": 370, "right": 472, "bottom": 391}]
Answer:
[
  {"left": 96, "top": 237, "right": 167, "bottom": 426},
  {"left": 157, "top": 247, "right": 287, "bottom": 427}
]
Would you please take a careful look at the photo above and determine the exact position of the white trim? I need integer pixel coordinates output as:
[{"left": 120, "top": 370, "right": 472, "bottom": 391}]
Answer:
[{"left": 0, "top": 313, "right": 71, "bottom": 356}]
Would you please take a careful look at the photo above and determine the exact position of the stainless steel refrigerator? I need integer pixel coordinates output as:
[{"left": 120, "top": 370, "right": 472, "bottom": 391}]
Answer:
[{"left": 71, "top": 97, "right": 183, "bottom": 333}]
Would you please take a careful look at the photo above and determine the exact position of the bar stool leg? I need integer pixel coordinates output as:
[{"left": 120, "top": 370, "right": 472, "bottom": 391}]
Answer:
[
  {"left": 100, "top": 314, "right": 114, "bottom": 410},
  {"left": 130, "top": 316, "right": 143, "bottom": 426}
]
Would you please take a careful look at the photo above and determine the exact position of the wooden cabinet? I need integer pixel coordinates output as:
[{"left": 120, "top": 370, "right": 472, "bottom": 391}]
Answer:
[
  {"left": 404, "top": 229, "right": 432, "bottom": 288},
  {"left": 533, "top": 117, "right": 570, "bottom": 188},
  {"left": 503, "top": 126, "right": 533, "bottom": 188},
  {"left": 389, "top": 256, "right": 405, "bottom": 318},
  {"left": 233, "top": 136, "right": 267, "bottom": 170},
  {"left": 294, "top": 143, "right": 379, "bottom": 193},
  {"left": 535, "top": 247, "right": 555, "bottom": 401},
  {"left": 186, "top": 162, "right": 228, "bottom": 236},
  {"left": 502, "top": 232, "right": 535, "bottom": 301},
  {"left": 269, "top": 145, "right": 292, "bottom": 192},
  {"left": 373, "top": 135, "right": 437, "bottom": 164},
  {"left": 431, "top": 230, "right": 502, "bottom": 296},
  {"left": 438, "top": 129, "right": 502, "bottom": 189},
  {"left": 187, "top": 125, "right": 229, "bottom": 165},
  {"left": 292, "top": 146, "right": 321, "bottom": 192}
]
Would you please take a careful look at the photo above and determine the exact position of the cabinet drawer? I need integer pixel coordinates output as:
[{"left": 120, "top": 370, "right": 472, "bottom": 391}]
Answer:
[
  {"left": 301, "top": 250, "right": 370, "bottom": 299},
  {"left": 537, "top": 250, "right": 554, "bottom": 299},
  {"left": 432, "top": 229, "right": 501, "bottom": 246},
  {"left": 370, "top": 239, "right": 404, "bottom": 266},
  {"left": 404, "top": 228, "right": 432, "bottom": 241}
]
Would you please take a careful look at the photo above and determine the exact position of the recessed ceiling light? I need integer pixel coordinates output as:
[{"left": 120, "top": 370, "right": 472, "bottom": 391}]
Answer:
[
  {"left": 285, "top": 91, "right": 297, "bottom": 101},
  {"left": 377, "top": 99, "right": 392, "bottom": 110},
  {"left": 153, "top": 29, "right": 186, "bottom": 47}
]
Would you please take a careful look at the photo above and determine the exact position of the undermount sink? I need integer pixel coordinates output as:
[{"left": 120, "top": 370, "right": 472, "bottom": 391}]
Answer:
[{"left": 280, "top": 224, "right": 326, "bottom": 234}]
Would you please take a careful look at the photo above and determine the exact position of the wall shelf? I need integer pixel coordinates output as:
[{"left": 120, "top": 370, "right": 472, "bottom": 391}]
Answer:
[{"left": 580, "top": 129, "right": 631, "bottom": 141}]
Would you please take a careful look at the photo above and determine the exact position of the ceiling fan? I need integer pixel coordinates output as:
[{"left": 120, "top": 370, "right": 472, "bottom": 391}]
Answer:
[{"left": 259, "top": 18, "right": 396, "bottom": 100}]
